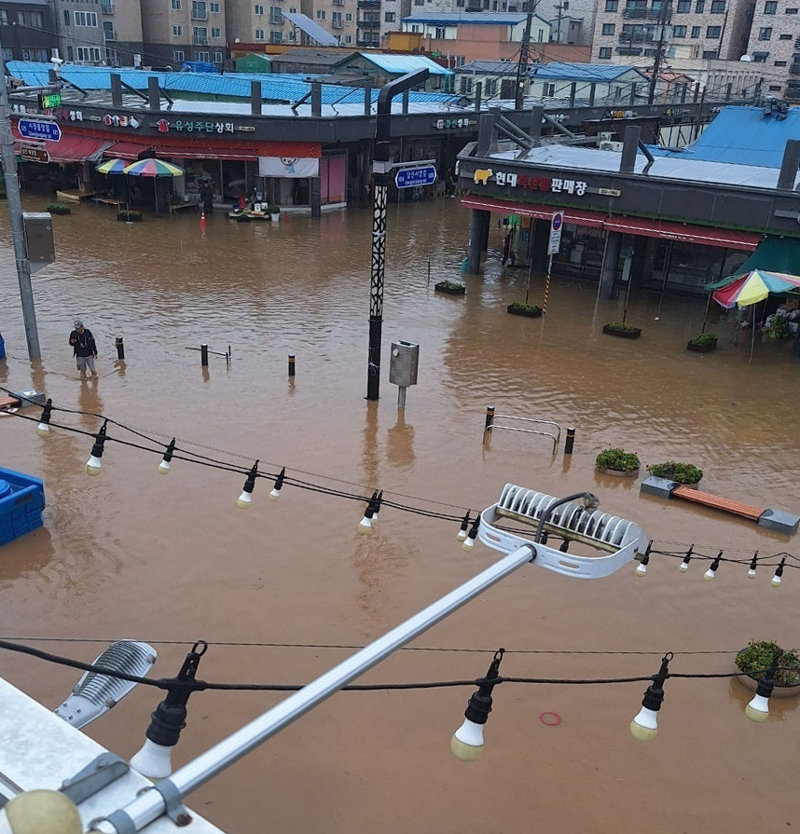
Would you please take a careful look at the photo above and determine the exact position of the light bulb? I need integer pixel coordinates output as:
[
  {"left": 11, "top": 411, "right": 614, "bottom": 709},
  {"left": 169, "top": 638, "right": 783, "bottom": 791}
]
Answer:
[
  {"left": 635, "top": 562, "right": 647, "bottom": 577},
  {"left": 358, "top": 514, "right": 373, "bottom": 534},
  {"left": 457, "top": 527, "right": 468, "bottom": 541},
  {"left": 86, "top": 454, "right": 102, "bottom": 475},
  {"left": 237, "top": 461, "right": 259, "bottom": 508},
  {"left": 771, "top": 574, "right": 782, "bottom": 587},
  {"left": 159, "top": 438, "right": 175, "bottom": 474},
  {"left": 745, "top": 694, "right": 770, "bottom": 722},
  {"left": 36, "top": 421, "right": 50, "bottom": 436},
  {"left": 237, "top": 490, "right": 253, "bottom": 509},
  {"left": 130, "top": 737, "right": 173, "bottom": 779},
  {"left": 462, "top": 536, "right": 475, "bottom": 551},
  {"left": 158, "top": 459, "right": 171, "bottom": 474},
  {"left": 269, "top": 466, "right": 286, "bottom": 500},
  {"left": 703, "top": 567, "right": 716, "bottom": 580},
  {"left": 630, "top": 706, "right": 658, "bottom": 741},
  {"left": 269, "top": 485, "right": 282, "bottom": 499},
  {"left": 772, "top": 559, "right": 785, "bottom": 587},
  {"left": 4, "top": 789, "right": 83, "bottom": 834},
  {"left": 449, "top": 718, "right": 484, "bottom": 762},
  {"left": 679, "top": 561, "right": 689, "bottom": 572},
  {"left": 748, "top": 567, "right": 757, "bottom": 578}
]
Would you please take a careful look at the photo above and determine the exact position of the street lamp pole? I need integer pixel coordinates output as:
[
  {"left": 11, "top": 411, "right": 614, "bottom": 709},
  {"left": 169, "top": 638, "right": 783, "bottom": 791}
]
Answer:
[
  {"left": 366, "top": 69, "right": 428, "bottom": 401},
  {"left": 0, "top": 32, "right": 41, "bottom": 360}
]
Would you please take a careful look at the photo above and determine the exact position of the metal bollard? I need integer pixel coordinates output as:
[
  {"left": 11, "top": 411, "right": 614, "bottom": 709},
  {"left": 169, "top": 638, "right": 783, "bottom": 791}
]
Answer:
[
  {"left": 288, "top": 353, "right": 295, "bottom": 377},
  {"left": 564, "top": 426, "right": 575, "bottom": 455},
  {"left": 201, "top": 344, "right": 209, "bottom": 367},
  {"left": 483, "top": 405, "right": 495, "bottom": 443},
  {"left": 115, "top": 336, "right": 125, "bottom": 361}
]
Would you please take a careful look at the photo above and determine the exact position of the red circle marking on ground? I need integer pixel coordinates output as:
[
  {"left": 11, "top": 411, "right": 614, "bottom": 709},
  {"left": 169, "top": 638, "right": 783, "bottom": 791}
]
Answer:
[{"left": 539, "top": 711, "right": 561, "bottom": 726}]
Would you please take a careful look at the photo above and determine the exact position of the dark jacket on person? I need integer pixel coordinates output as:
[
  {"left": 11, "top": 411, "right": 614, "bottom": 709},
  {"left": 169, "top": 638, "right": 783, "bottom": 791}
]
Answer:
[{"left": 69, "top": 328, "right": 97, "bottom": 358}]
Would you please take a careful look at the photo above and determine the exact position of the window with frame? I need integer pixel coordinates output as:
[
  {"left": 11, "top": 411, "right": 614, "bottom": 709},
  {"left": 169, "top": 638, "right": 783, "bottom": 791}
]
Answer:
[
  {"left": 104, "top": 22, "right": 116, "bottom": 40},
  {"left": 752, "top": 50, "right": 768, "bottom": 59},
  {"left": 605, "top": 0, "right": 618, "bottom": 9},
  {"left": 74, "top": 11, "right": 98, "bottom": 26},
  {"left": 768, "top": 84, "right": 783, "bottom": 90},
  {"left": 706, "top": 25, "right": 720, "bottom": 36},
  {"left": 695, "top": 0, "right": 704, "bottom": 10},
  {"left": 345, "top": 34, "right": 352, "bottom": 42},
  {"left": 172, "top": 24, "right": 182, "bottom": 35},
  {"left": 215, "top": 50, "right": 222, "bottom": 61},
  {"left": 775, "top": 59, "right": 788, "bottom": 64},
  {"left": 255, "top": 4, "right": 264, "bottom": 13},
  {"left": 702, "top": 48, "right": 718, "bottom": 57},
  {"left": 255, "top": 27, "right": 265, "bottom": 38},
  {"left": 316, "top": 9, "right": 325, "bottom": 18},
  {"left": 602, "top": 22, "right": 615, "bottom": 34},
  {"left": 171, "top": 0, "right": 182, "bottom": 8},
  {"left": 0, "top": 10, "right": 7, "bottom": 24},
  {"left": 270, "top": 29, "right": 282, "bottom": 41},
  {"left": 676, "top": 0, "right": 690, "bottom": 10},
  {"left": 270, "top": 6, "right": 282, "bottom": 22},
  {"left": 435, "top": 25, "right": 446, "bottom": 36},
  {"left": 673, "top": 24, "right": 686, "bottom": 35},
  {"left": 77, "top": 46, "right": 101, "bottom": 61},
  {"left": 691, "top": 25, "right": 701, "bottom": 36},
  {"left": 710, "top": 0, "right": 725, "bottom": 9},
  {"left": 174, "top": 49, "right": 185, "bottom": 60},
  {"left": 19, "top": 9, "right": 43, "bottom": 25},
  {"left": 598, "top": 46, "right": 612, "bottom": 57},
  {"left": 346, "top": 12, "right": 352, "bottom": 19},
  {"left": 764, "top": 0, "right": 777, "bottom": 11},
  {"left": 210, "top": 1, "right": 220, "bottom": 10},
  {"left": 385, "top": 11, "right": 395, "bottom": 20},
  {"left": 779, "top": 32, "right": 792, "bottom": 37},
  {"left": 787, "top": 6, "right": 799, "bottom": 11},
  {"left": 459, "top": 76, "right": 473, "bottom": 93},
  {"left": 212, "top": 26, "right": 221, "bottom": 37},
  {"left": 196, "top": 50, "right": 210, "bottom": 60},
  {"left": 759, "top": 26, "right": 772, "bottom": 37},
  {"left": 485, "top": 78, "right": 497, "bottom": 94},
  {"left": 64, "top": 9, "right": 70, "bottom": 24}
]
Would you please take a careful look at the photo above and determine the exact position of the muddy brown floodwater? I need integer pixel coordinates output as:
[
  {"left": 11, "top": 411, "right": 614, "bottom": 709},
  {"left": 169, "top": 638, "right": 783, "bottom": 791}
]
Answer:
[{"left": 0, "top": 195, "right": 799, "bottom": 834}]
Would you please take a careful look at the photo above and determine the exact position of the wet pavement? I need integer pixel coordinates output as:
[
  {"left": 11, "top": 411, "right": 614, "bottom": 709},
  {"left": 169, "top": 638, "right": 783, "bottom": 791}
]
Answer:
[{"left": 0, "top": 195, "right": 798, "bottom": 833}]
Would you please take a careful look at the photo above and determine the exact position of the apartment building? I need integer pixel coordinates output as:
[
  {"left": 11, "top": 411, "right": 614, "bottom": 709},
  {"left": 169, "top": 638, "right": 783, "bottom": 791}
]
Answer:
[
  {"left": 313, "top": 0, "right": 358, "bottom": 47},
  {"left": 591, "top": 0, "right": 751, "bottom": 64},
  {"left": 141, "top": 0, "right": 227, "bottom": 66},
  {"left": 745, "top": 0, "right": 800, "bottom": 99},
  {"left": 54, "top": 0, "right": 143, "bottom": 65},
  {"left": 0, "top": 0, "right": 57, "bottom": 62}
]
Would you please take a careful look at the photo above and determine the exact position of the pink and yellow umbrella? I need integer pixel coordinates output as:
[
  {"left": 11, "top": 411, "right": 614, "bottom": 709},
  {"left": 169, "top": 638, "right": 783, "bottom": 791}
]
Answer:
[
  {"left": 712, "top": 269, "right": 800, "bottom": 309},
  {"left": 122, "top": 158, "right": 184, "bottom": 178}
]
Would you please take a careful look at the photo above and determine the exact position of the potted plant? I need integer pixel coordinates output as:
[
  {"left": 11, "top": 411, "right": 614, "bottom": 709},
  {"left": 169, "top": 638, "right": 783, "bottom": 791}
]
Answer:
[
  {"left": 735, "top": 640, "right": 800, "bottom": 695},
  {"left": 507, "top": 301, "right": 542, "bottom": 318},
  {"left": 687, "top": 332, "right": 718, "bottom": 352},
  {"left": 767, "top": 315, "right": 790, "bottom": 340},
  {"left": 267, "top": 204, "right": 280, "bottom": 222},
  {"left": 595, "top": 447, "right": 640, "bottom": 476},
  {"left": 602, "top": 321, "right": 642, "bottom": 339},
  {"left": 646, "top": 461, "right": 703, "bottom": 485},
  {"left": 116, "top": 208, "right": 143, "bottom": 222},
  {"left": 435, "top": 279, "right": 466, "bottom": 295},
  {"left": 46, "top": 203, "right": 71, "bottom": 215}
]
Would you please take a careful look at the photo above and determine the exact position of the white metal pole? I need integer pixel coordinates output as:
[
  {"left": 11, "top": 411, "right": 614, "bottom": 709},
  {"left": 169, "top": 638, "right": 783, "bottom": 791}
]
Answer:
[{"left": 107, "top": 544, "right": 536, "bottom": 833}]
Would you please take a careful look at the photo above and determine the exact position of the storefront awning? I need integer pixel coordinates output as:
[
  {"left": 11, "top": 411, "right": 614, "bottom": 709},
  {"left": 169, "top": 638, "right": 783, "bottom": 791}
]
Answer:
[
  {"left": 461, "top": 194, "right": 761, "bottom": 251},
  {"left": 12, "top": 127, "right": 110, "bottom": 163},
  {"left": 104, "top": 141, "right": 154, "bottom": 160}
]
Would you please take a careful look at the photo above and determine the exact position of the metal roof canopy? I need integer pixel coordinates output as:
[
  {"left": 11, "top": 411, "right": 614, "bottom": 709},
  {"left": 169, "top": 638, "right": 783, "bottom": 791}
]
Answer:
[
  {"left": 283, "top": 13, "right": 338, "bottom": 46},
  {"left": 0, "top": 677, "right": 223, "bottom": 833}
]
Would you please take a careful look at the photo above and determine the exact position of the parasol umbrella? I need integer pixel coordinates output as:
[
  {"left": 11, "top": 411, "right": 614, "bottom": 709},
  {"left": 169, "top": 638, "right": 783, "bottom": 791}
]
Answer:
[
  {"left": 711, "top": 269, "right": 800, "bottom": 309},
  {"left": 95, "top": 157, "right": 128, "bottom": 175},
  {"left": 122, "top": 158, "right": 184, "bottom": 216},
  {"left": 123, "top": 158, "right": 184, "bottom": 177}
]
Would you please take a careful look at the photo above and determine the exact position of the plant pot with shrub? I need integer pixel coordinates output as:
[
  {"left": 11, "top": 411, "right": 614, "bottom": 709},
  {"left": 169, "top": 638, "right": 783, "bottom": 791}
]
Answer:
[
  {"left": 435, "top": 280, "right": 466, "bottom": 295},
  {"left": 117, "top": 209, "right": 143, "bottom": 222},
  {"left": 595, "top": 447, "right": 640, "bottom": 476},
  {"left": 507, "top": 301, "right": 542, "bottom": 318},
  {"left": 687, "top": 332, "right": 718, "bottom": 352},
  {"left": 267, "top": 204, "right": 280, "bottom": 221},
  {"left": 603, "top": 322, "right": 642, "bottom": 339},
  {"left": 735, "top": 640, "right": 800, "bottom": 696},
  {"left": 647, "top": 461, "right": 703, "bottom": 485},
  {"left": 46, "top": 203, "right": 71, "bottom": 215}
]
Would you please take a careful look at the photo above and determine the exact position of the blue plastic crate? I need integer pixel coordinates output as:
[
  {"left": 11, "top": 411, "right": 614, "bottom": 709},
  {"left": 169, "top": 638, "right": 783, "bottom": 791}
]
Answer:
[{"left": 0, "top": 467, "right": 45, "bottom": 547}]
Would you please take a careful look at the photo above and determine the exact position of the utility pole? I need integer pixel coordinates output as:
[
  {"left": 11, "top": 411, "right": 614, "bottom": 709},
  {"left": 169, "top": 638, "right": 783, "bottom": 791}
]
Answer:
[
  {"left": 0, "top": 33, "right": 41, "bottom": 360},
  {"left": 647, "top": 0, "right": 671, "bottom": 105},
  {"left": 554, "top": 1, "right": 566, "bottom": 44},
  {"left": 514, "top": 9, "right": 533, "bottom": 109}
]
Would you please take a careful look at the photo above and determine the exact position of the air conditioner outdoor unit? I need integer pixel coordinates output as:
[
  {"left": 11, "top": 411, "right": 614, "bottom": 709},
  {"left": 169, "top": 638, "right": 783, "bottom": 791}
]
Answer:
[
  {"left": 599, "top": 140, "right": 624, "bottom": 151},
  {"left": 597, "top": 131, "right": 613, "bottom": 141}
]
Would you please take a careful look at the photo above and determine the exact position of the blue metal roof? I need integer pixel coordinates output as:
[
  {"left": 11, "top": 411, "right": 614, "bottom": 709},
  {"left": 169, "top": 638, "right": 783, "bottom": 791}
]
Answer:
[
  {"left": 533, "top": 62, "right": 647, "bottom": 81},
  {"left": 6, "top": 61, "right": 459, "bottom": 105},
  {"left": 358, "top": 52, "right": 452, "bottom": 76},
  {"left": 647, "top": 105, "right": 800, "bottom": 168}
]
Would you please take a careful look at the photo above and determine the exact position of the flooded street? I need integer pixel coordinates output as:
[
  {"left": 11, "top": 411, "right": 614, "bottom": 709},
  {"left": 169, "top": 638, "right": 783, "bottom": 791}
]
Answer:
[{"left": 0, "top": 195, "right": 799, "bottom": 833}]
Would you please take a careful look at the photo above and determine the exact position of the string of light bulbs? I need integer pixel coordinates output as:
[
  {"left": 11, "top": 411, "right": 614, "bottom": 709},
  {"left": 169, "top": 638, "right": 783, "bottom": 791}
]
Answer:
[{"left": 3, "top": 390, "right": 799, "bottom": 583}]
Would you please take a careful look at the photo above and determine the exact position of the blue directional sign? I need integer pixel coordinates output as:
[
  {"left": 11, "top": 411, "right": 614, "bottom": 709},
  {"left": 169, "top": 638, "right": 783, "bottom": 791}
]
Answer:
[
  {"left": 17, "top": 119, "right": 62, "bottom": 142},
  {"left": 395, "top": 165, "right": 437, "bottom": 189}
]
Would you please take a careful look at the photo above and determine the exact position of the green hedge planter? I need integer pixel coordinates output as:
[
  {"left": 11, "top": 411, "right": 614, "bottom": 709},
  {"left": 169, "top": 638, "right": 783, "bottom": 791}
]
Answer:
[
  {"left": 507, "top": 303, "right": 542, "bottom": 318},
  {"left": 435, "top": 281, "right": 466, "bottom": 296},
  {"left": 687, "top": 333, "right": 718, "bottom": 352},
  {"left": 603, "top": 322, "right": 642, "bottom": 339},
  {"left": 596, "top": 447, "right": 641, "bottom": 476},
  {"left": 647, "top": 461, "right": 703, "bottom": 485},
  {"left": 46, "top": 203, "right": 71, "bottom": 215}
]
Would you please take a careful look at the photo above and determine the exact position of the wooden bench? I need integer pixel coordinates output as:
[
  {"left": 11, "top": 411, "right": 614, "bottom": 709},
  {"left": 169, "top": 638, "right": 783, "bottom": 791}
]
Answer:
[
  {"left": 672, "top": 486, "right": 764, "bottom": 521},
  {"left": 93, "top": 196, "right": 120, "bottom": 208}
]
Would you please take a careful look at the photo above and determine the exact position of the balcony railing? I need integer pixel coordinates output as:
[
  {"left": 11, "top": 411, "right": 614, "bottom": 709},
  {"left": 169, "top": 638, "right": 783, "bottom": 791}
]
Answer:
[
  {"left": 618, "top": 33, "right": 655, "bottom": 43},
  {"left": 269, "top": 12, "right": 282, "bottom": 23},
  {"left": 357, "top": 0, "right": 380, "bottom": 7},
  {"left": 192, "top": 9, "right": 208, "bottom": 19},
  {"left": 100, "top": 0, "right": 114, "bottom": 13},
  {"left": 616, "top": 45, "right": 643, "bottom": 54},
  {"left": 192, "top": 35, "right": 209, "bottom": 44},
  {"left": 332, "top": 18, "right": 343, "bottom": 27}
]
